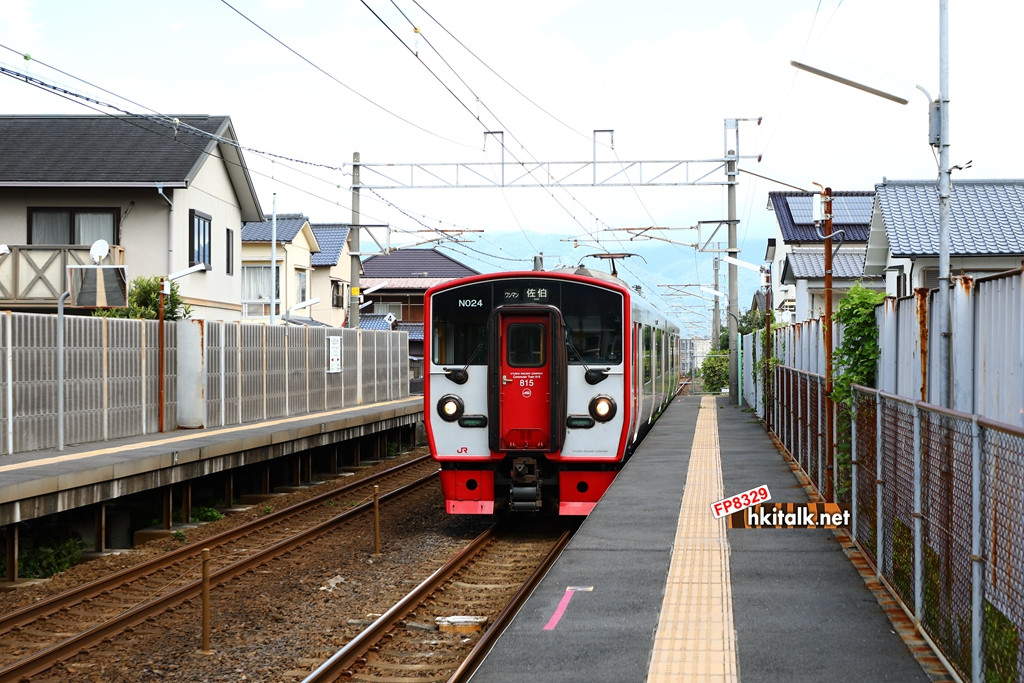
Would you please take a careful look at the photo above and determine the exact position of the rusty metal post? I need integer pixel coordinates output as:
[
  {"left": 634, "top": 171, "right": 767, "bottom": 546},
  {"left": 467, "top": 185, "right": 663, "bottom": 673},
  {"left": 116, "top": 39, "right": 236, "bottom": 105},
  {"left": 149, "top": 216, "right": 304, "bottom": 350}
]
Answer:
[
  {"left": 201, "top": 548, "right": 213, "bottom": 654},
  {"left": 822, "top": 188, "right": 835, "bottom": 502},
  {"left": 373, "top": 485, "right": 381, "bottom": 555},
  {"left": 158, "top": 278, "right": 166, "bottom": 433},
  {"left": 764, "top": 271, "right": 773, "bottom": 433}
]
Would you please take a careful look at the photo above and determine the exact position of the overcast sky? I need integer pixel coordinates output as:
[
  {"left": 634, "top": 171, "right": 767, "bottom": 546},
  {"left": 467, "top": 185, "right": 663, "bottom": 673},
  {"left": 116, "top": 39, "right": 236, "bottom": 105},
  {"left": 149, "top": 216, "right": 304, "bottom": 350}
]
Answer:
[{"left": 1, "top": 1, "right": 1018, "bottom": 333}]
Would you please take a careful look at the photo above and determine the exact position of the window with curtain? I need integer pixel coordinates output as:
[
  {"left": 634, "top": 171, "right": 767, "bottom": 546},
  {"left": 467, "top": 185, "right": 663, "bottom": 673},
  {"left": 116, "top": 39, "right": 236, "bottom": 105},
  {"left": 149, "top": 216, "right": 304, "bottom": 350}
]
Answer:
[
  {"left": 29, "top": 208, "right": 118, "bottom": 245},
  {"left": 242, "top": 264, "right": 280, "bottom": 317}
]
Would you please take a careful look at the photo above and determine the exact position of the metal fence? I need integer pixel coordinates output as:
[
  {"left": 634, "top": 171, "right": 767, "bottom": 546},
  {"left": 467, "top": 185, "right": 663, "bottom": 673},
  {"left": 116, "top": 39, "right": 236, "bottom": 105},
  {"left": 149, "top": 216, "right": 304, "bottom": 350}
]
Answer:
[
  {"left": 851, "top": 385, "right": 1024, "bottom": 683},
  {"left": 0, "top": 312, "right": 410, "bottom": 455},
  {"left": 772, "top": 364, "right": 1024, "bottom": 682}
]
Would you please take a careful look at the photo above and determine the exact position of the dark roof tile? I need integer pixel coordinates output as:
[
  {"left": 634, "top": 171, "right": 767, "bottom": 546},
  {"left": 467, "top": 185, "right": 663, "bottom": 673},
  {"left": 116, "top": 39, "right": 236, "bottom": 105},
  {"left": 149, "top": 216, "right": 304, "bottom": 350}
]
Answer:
[
  {"left": 310, "top": 224, "right": 351, "bottom": 266},
  {"left": 242, "top": 214, "right": 308, "bottom": 243},
  {"left": 0, "top": 115, "right": 231, "bottom": 184},
  {"left": 877, "top": 180, "right": 1024, "bottom": 256},
  {"left": 361, "top": 248, "right": 478, "bottom": 279}
]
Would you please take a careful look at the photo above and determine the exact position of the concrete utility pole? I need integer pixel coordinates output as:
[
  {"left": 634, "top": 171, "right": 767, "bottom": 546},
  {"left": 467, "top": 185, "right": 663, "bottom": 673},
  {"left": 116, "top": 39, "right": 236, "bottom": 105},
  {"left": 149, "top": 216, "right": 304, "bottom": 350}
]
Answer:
[
  {"left": 349, "top": 152, "right": 361, "bottom": 328},
  {"left": 727, "top": 151, "right": 739, "bottom": 398},
  {"left": 713, "top": 257, "right": 722, "bottom": 347}
]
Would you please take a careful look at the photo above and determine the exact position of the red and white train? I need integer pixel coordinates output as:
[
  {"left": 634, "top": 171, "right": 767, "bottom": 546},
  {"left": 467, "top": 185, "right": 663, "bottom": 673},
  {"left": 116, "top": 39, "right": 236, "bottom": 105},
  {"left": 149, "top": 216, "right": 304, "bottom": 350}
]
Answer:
[{"left": 424, "top": 266, "right": 680, "bottom": 516}]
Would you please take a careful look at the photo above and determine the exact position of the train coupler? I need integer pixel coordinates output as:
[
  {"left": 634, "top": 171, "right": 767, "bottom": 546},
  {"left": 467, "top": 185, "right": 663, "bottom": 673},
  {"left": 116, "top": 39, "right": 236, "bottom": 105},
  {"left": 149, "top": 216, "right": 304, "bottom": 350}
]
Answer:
[{"left": 509, "top": 457, "right": 542, "bottom": 511}]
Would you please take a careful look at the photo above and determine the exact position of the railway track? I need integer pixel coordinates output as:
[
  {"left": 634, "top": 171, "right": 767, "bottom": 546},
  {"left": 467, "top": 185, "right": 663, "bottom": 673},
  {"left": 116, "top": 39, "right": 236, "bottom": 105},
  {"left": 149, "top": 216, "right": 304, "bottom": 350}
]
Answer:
[
  {"left": 0, "top": 455, "right": 439, "bottom": 683},
  {"left": 305, "top": 520, "right": 577, "bottom": 682}
]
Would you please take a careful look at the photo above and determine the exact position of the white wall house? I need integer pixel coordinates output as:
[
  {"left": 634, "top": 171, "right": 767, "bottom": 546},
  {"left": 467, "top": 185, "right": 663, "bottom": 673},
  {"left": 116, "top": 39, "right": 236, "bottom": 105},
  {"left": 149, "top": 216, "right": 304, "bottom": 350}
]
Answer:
[{"left": 0, "top": 115, "right": 262, "bottom": 319}]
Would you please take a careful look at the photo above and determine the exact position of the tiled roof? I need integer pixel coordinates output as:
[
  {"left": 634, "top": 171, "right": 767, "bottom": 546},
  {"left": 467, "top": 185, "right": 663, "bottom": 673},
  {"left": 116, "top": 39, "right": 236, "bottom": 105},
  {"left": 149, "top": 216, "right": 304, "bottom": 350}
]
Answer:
[
  {"left": 0, "top": 115, "right": 263, "bottom": 221},
  {"left": 0, "top": 115, "right": 231, "bottom": 184},
  {"left": 310, "top": 224, "right": 351, "bottom": 267},
  {"left": 780, "top": 247, "right": 878, "bottom": 284},
  {"left": 361, "top": 248, "right": 479, "bottom": 279},
  {"left": 396, "top": 321, "right": 424, "bottom": 341},
  {"left": 360, "top": 276, "right": 451, "bottom": 291},
  {"left": 769, "top": 191, "right": 874, "bottom": 242},
  {"left": 876, "top": 180, "right": 1024, "bottom": 256},
  {"left": 242, "top": 214, "right": 309, "bottom": 243},
  {"left": 358, "top": 313, "right": 395, "bottom": 330}
]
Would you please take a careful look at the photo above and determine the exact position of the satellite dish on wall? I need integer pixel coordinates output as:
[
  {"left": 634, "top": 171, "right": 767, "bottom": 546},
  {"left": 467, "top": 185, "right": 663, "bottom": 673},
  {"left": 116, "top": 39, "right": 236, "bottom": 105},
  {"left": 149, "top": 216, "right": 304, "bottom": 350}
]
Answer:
[{"left": 89, "top": 239, "right": 110, "bottom": 264}]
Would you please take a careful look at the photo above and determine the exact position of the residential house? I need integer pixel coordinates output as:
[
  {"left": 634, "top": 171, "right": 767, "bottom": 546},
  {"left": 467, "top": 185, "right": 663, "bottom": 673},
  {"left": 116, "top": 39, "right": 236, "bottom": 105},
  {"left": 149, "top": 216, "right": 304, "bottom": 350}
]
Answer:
[
  {"left": 766, "top": 190, "right": 877, "bottom": 322},
  {"left": 360, "top": 247, "right": 479, "bottom": 390},
  {"left": 359, "top": 248, "right": 479, "bottom": 323},
  {"left": 864, "top": 179, "right": 1024, "bottom": 294},
  {"left": 309, "top": 223, "right": 352, "bottom": 327},
  {"left": 241, "top": 214, "right": 320, "bottom": 322},
  {"left": 0, "top": 115, "right": 262, "bottom": 318}
]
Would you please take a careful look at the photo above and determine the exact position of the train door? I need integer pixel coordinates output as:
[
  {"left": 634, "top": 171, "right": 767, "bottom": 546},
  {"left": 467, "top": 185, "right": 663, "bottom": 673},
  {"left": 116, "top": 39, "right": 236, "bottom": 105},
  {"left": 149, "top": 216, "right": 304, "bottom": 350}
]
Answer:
[
  {"left": 487, "top": 306, "right": 567, "bottom": 455},
  {"left": 499, "top": 316, "right": 550, "bottom": 449}
]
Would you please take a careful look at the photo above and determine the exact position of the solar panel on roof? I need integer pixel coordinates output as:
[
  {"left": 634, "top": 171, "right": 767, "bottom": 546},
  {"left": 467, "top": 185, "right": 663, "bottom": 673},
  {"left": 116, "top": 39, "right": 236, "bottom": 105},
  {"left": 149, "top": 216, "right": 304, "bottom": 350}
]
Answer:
[
  {"left": 786, "top": 196, "right": 814, "bottom": 223},
  {"left": 786, "top": 194, "right": 872, "bottom": 225}
]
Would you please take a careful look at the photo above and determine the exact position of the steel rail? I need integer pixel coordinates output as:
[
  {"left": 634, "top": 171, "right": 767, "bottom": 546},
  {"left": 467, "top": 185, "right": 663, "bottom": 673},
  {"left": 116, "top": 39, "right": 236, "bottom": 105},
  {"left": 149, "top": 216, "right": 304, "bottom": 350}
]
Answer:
[
  {"left": 447, "top": 527, "right": 573, "bottom": 682},
  {"left": 0, "top": 469, "right": 438, "bottom": 683},
  {"left": 303, "top": 527, "right": 498, "bottom": 682},
  {"left": 0, "top": 454, "right": 432, "bottom": 637},
  {"left": 304, "top": 525, "right": 574, "bottom": 683}
]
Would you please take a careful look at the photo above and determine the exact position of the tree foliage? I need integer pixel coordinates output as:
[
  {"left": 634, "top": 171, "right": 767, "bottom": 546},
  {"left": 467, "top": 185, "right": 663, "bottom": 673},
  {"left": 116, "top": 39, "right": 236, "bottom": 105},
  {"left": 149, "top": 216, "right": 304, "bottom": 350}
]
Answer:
[
  {"left": 92, "top": 276, "right": 191, "bottom": 321},
  {"left": 718, "top": 306, "right": 766, "bottom": 351},
  {"left": 700, "top": 350, "right": 730, "bottom": 393},
  {"left": 831, "top": 283, "right": 886, "bottom": 407}
]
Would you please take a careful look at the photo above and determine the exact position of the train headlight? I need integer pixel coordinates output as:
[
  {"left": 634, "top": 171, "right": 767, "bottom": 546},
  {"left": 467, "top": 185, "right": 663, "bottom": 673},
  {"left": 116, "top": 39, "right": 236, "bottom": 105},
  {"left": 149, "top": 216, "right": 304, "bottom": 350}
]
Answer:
[
  {"left": 437, "top": 394, "right": 465, "bottom": 422},
  {"left": 588, "top": 395, "right": 616, "bottom": 422}
]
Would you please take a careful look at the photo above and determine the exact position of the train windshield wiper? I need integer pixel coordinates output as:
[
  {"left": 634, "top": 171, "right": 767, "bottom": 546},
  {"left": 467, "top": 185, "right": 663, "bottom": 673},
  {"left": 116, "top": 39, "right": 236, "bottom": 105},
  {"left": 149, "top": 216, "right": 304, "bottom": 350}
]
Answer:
[
  {"left": 564, "top": 327, "right": 609, "bottom": 385},
  {"left": 443, "top": 343, "right": 483, "bottom": 384}
]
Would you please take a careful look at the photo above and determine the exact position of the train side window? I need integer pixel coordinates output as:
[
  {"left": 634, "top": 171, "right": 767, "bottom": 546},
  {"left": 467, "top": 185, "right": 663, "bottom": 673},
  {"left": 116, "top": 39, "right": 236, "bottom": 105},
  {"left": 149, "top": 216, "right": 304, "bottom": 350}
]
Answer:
[
  {"left": 507, "top": 324, "right": 546, "bottom": 367},
  {"left": 643, "top": 326, "right": 652, "bottom": 383}
]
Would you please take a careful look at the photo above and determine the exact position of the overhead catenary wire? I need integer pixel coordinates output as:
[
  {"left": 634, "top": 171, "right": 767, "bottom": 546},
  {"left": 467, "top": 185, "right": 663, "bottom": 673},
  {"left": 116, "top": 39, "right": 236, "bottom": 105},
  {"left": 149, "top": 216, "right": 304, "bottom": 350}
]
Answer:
[{"left": 217, "top": 0, "right": 473, "bottom": 149}]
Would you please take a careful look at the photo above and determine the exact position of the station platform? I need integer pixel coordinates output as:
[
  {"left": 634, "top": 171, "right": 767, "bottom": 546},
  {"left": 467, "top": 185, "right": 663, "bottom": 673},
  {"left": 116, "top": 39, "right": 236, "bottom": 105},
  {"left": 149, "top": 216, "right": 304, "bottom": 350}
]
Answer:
[
  {"left": 469, "top": 394, "right": 954, "bottom": 682},
  {"left": 0, "top": 397, "right": 422, "bottom": 529}
]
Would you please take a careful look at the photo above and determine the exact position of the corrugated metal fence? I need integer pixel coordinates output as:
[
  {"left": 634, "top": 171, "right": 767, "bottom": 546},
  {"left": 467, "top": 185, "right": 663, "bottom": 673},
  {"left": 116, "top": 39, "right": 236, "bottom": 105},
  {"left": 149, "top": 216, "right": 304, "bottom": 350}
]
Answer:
[
  {"left": 763, "top": 268, "right": 1024, "bottom": 682},
  {"left": 0, "top": 312, "right": 409, "bottom": 455}
]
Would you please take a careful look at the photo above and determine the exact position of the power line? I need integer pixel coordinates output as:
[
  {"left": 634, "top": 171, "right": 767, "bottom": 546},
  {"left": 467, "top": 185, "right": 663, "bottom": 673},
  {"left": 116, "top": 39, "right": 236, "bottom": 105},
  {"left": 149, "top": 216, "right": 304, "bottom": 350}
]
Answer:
[{"left": 217, "top": 0, "right": 471, "bottom": 149}]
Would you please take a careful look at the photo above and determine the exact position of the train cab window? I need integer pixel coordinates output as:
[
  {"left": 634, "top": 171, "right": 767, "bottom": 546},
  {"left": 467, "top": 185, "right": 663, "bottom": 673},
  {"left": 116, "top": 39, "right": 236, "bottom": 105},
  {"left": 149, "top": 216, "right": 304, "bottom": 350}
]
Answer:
[
  {"left": 430, "top": 286, "right": 490, "bottom": 365},
  {"left": 507, "top": 324, "right": 546, "bottom": 367},
  {"left": 561, "top": 285, "right": 623, "bottom": 365}
]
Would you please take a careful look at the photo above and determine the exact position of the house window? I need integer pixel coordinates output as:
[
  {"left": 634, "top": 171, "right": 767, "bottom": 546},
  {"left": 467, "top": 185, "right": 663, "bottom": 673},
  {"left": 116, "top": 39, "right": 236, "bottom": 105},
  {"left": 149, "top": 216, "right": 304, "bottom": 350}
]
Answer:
[
  {"left": 29, "top": 208, "right": 118, "bottom": 245},
  {"left": 242, "top": 264, "right": 280, "bottom": 317},
  {"left": 296, "top": 270, "right": 308, "bottom": 305},
  {"left": 189, "top": 209, "right": 212, "bottom": 269},
  {"left": 225, "top": 228, "right": 234, "bottom": 275},
  {"left": 331, "top": 281, "right": 347, "bottom": 308},
  {"left": 374, "top": 302, "right": 403, "bottom": 319}
]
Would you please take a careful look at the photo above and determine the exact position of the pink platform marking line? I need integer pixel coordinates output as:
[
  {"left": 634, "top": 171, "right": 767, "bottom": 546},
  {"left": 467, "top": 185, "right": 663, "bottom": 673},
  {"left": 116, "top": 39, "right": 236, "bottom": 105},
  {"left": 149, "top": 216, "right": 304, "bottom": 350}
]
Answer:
[{"left": 543, "top": 586, "right": 593, "bottom": 630}]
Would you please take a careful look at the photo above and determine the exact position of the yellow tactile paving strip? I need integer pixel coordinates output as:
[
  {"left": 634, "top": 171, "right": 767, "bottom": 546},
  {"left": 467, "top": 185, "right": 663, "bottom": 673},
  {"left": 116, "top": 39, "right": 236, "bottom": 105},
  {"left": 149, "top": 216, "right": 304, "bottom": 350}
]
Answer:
[{"left": 648, "top": 395, "right": 739, "bottom": 682}]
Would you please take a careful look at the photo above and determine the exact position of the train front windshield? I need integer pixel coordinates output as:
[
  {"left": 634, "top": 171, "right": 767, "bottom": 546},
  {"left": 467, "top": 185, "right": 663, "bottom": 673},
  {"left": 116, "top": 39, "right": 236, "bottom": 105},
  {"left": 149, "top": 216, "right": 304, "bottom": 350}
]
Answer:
[{"left": 430, "top": 279, "right": 623, "bottom": 366}]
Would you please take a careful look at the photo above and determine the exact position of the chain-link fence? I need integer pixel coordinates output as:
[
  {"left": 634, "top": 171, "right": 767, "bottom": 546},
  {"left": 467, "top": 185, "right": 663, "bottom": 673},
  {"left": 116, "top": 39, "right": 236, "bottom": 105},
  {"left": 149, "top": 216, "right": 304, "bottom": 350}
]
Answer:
[{"left": 776, "top": 374, "right": 1024, "bottom": 682}]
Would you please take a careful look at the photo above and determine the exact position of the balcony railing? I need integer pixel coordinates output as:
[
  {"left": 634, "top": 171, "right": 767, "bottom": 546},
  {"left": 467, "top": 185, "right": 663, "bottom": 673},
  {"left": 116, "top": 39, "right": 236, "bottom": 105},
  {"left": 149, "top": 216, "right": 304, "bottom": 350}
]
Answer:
[{"left": 0, "top": 244, "right": 125, "bottom": 306}]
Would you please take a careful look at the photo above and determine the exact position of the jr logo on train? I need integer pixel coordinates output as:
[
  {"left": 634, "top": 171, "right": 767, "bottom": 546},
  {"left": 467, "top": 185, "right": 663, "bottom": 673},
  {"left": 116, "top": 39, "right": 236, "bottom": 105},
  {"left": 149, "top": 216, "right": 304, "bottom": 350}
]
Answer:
[{"left": 424, "top": 267, "right": 680, "bottom": 516}]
